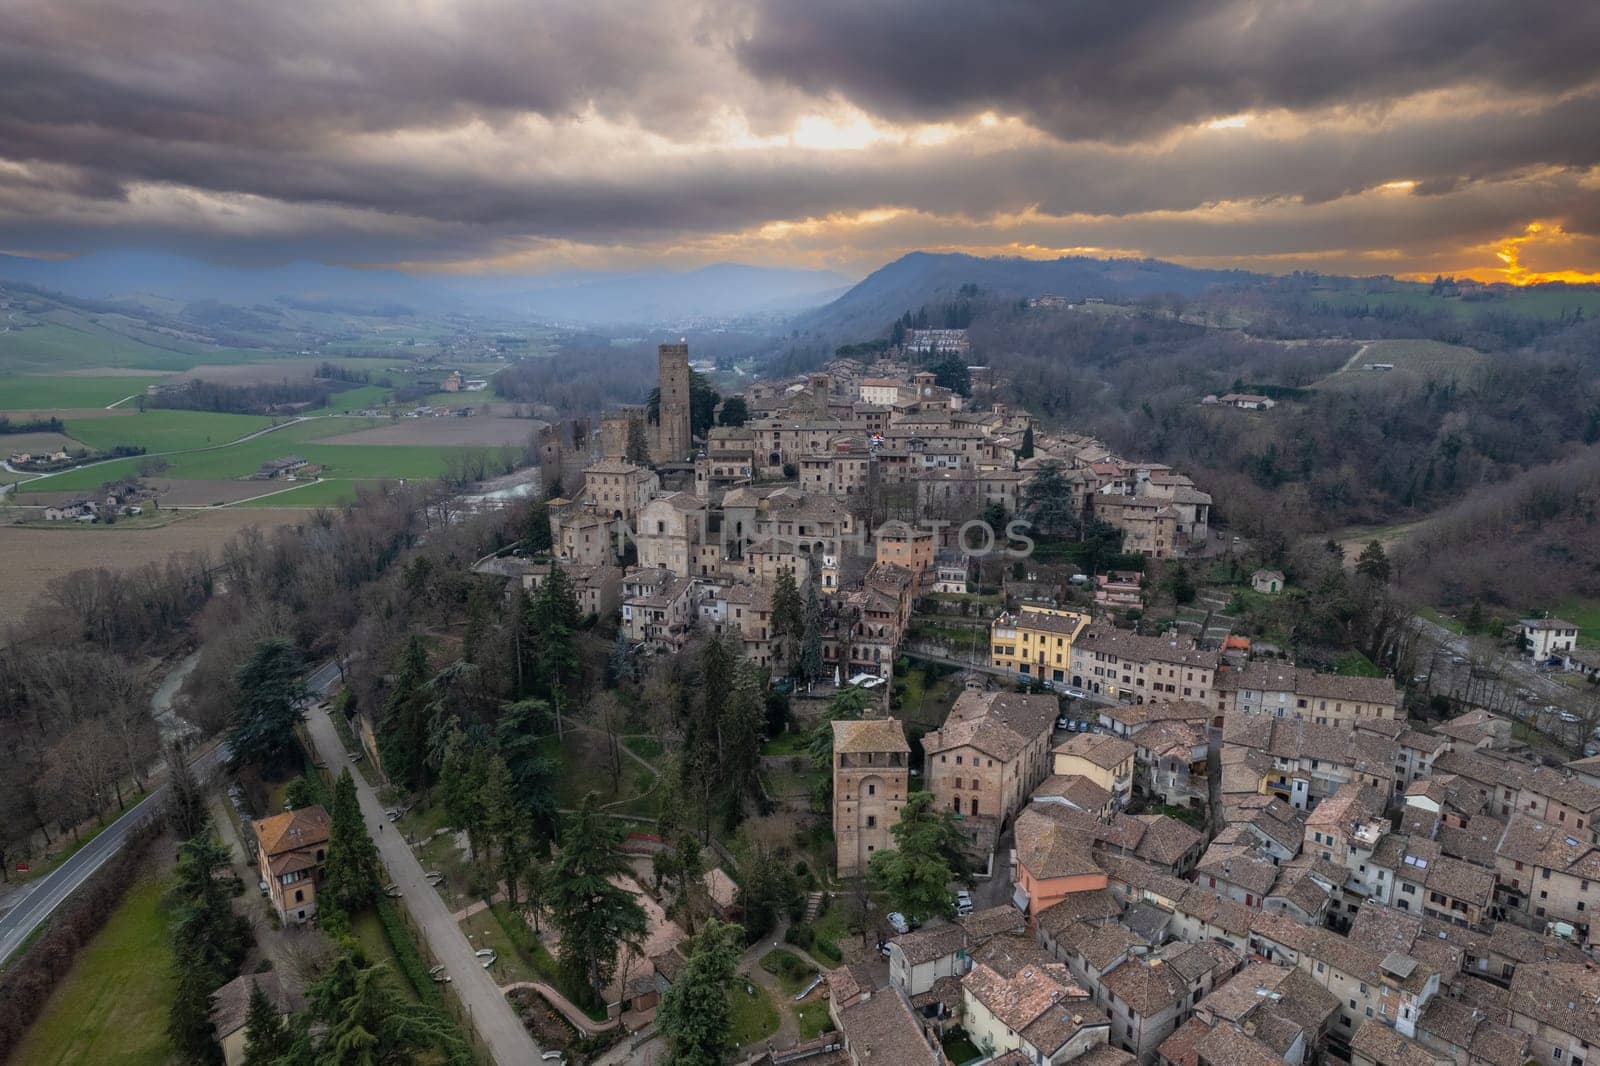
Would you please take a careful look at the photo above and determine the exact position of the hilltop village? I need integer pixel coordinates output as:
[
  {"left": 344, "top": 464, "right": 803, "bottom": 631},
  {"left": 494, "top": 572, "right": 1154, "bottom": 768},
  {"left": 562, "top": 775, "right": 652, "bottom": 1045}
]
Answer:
[{"left": 448, "top": 336, "right": 1600, "bottom": 1066}]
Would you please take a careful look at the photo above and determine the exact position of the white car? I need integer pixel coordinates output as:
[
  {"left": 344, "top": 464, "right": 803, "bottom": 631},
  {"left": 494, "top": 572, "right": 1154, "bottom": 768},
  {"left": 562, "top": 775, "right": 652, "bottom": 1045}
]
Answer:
[
  {"left": 886, "top": 912, "right": 910, "bottom": 935},
  {"left": 955, "top": 890, "right": 974, "bottom": 916},
  {"left": 1561, "top": 712, "right": 1582, "bottom": 725}
]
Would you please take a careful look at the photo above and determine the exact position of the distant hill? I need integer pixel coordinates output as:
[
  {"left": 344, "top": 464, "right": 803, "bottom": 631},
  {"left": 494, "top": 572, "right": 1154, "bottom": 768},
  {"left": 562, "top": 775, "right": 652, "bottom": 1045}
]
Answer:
[
  {"left": 0, "top": 250, "right": 438, "bottom": 313},
  {"left": 792, "top": 252, "right": 1258, "bottom": 341},
  {"left": 0, "top": 252, "right": 850, "bottom": 326}
]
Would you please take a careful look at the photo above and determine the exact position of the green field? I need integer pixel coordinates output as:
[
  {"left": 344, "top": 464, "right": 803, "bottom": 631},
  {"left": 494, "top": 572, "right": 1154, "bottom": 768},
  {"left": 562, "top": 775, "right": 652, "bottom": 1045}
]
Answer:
[
  {"left": 65, "top": 409, "right": 274, "bottom": 453},
  {"left": 12, "top": 414, "right": 476, "bottom": 494},
  {"left": 1557, "top": 601, "right": 1600, "bottom": 648},
  {"left": 8, "top": 873, "right": 176, "bottom": 1066},
  {"left": 0, "top": 373, "right": 168, "bottom": 410},
  {"left": 1316, "top": 338, "right": 1488, "bottom": 391}
]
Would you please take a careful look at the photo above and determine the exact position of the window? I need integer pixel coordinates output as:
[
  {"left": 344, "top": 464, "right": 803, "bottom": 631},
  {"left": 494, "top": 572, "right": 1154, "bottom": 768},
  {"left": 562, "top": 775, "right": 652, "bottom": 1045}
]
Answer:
[
  {"left": 295, "top": 889, "right": 304, "bottom": 902},
  {"left": 866, "top": 816, "right": 876, "bottom": 828}
]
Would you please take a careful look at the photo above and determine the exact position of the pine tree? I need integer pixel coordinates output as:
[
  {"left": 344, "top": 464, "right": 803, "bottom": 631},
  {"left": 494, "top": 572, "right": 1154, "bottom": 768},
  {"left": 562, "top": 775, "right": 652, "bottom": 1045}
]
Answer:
[
  {"left": 770, "top": 570, "right": 805, "bottom": 672},
  {"left": 626, "top": 416, "right": 652, "bottom": 465},
  {"left": 306, "top": 949, "right": 462, "bottom": 1065},
  {"left": 798, "top": 583, "right": 824, "bottom": 687},
  {"left": 547, "top": 794, "right": 648, "bottom": 1005},
  {"left": 717, "top": 662, "right": 765, "bottom": 826},
  {"left": 378, "top": 636, "right": 430, "bottom": 791},
  {"left": 169, "top": 827, "right": 247, "bottom": 1064},
  {"left": 607, "top": 629, "right": 634, "bottom": 687},
  {"left": 657, "top": 919, "right": 741, "bottom": 1066},
  {"left": 169, "top": 943, "right": 224, "bottom": 1064},
  {"left": 228, "top": 638, "right": 306, "bottom": 775},
  {"left": 440, "top": 722, "right": 489, "bottom": 860},
  {"left": 528, "top": 564, "right": 581, "bottom": 735},
  {"left": 483, "top": 753, "right": 525, "bottom": 892},
  {"left": 241, "top": 982, "right": 291, "bottom": 1066},
  {"left": 1019, "top": 424, "right": 1034, "bottom": 460},
  {"left": 164, "top": 742, "right": 207, "bottom": 841},
  {"left": 462, "top": 580, "right": 491, "bottom": 664},
  {"left": 1355, "top": 540, "right": 1392, "bottom": 584},
  {"left": 323, "top": 769, "right": 382, "bottom": 922}
]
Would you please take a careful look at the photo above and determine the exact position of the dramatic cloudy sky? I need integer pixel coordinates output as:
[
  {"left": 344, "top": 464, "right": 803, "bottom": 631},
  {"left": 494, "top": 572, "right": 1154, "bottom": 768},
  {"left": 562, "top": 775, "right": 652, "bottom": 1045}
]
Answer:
[{"left": 3, "top": 0, "right": 1600, "bottom": 282}]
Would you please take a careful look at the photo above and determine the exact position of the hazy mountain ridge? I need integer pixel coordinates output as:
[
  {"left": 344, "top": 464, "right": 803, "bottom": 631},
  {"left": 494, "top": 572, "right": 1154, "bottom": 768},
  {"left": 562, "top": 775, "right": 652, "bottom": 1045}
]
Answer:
[{"left": 791, "top": 251, "right": 1259, "bottom": 341}]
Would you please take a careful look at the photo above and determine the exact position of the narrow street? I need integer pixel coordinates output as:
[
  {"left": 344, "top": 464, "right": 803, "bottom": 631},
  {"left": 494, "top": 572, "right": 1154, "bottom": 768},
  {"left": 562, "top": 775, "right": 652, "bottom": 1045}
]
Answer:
[{"left": 301, "top": 702, "right": 543, "bottom": 1066}]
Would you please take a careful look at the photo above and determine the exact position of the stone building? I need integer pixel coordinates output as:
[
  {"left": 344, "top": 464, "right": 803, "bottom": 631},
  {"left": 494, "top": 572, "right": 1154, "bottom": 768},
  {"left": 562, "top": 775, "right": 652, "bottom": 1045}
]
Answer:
[
  {"left": 655, "top": 341, "right": 692, "bottom": 463},
  {"left": 832, "top": 718, "right": 911, "bottom": 876}
]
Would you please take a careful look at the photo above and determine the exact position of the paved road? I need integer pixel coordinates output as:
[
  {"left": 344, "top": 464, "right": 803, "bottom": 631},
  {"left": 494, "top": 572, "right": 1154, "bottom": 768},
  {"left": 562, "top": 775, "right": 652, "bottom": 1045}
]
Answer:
[
  {"left": 0, "top": 742, "right": 226, "bottom": 966},
  {"left": 302, "top": 689, "right": 543, "bottom": 1066}
]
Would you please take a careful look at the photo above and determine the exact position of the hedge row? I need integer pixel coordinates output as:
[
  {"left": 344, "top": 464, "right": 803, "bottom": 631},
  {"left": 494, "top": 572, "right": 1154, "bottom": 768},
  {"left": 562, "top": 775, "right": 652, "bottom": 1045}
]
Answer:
[{"left": 373, "top": 898, "right": 476, "bottom": 1066}]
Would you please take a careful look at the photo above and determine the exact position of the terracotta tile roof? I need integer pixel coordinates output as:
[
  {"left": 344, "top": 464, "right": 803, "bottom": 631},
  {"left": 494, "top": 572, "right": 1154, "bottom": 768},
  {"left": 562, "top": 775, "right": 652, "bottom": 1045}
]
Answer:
[
  {"left": 1192, "top": 1019, "right": 1284, "bottom": 1066},
  {"left": 1132, "top": 815, "right": 1204, "bottom": 868},
  {"left": 1511, "top": 963, "right": 1600, "bottom": 1047},
  {"left": 1014, "top": 806, "right": 1106, "bottom": 881},
  {"left": 253, "top": 805, "right": 330, "bottom": 857},
  {"left": 1035, "top": 889, "right": 1123, "bottom": 937},
  {"left": 210, "top": 972, "right": 303, "bottom": 1042},
  {"left": 831, "top": 717, "right": 910, "bottom": 754},
  {"left": 891, "top": 922, "right": 966, "bottom": 966},
  {"left": 835, "top": 987, "right": 940, "bottom": 1063},
  {"left": 1196, "top": 843, "right": 1278, "bottom": 895},
  {"left": 958, "top": 905, "right": 1027, "bottom": 942},
  {"left": 1068, "top": 1045, "right": 1137, "bottom": 1066},
  {"left": 1034, "top": 774, "right": 1113, "bottom": 812},
  {"left": 1348, "top": 1017, "right": 1440, "bottom": 1066},
  {"left": 1158, "top": 1016, "right": 1212, "bottom": 1066},
  {"left": 1101, "top": 956, "right": 1189, "bottom": 1017},
  {"left": 925, "top": 689, "right": 1057, "bottom": 761},
  {"left": 1424, "top": 855, "right": 1495, "bottom": 906},
  {"left": 1055, "top": 732, "right": 1136, "bottom": 770}
]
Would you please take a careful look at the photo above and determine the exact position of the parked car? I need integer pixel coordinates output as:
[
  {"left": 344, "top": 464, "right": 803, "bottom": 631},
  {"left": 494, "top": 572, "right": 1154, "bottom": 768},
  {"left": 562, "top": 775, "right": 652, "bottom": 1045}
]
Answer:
[
  {"left": 1560, "top": 712, "right": 1582, "bottom": 724},
  {"left": 886, "top": 912, "right": 910, "bottom": 935},
  {"left": 1063, "top": 687, "right": 1088, "bottom": 700},
  {"left": 955, "top": 889, "right": 974, "bottom": 916},
  {"left": 1056, "top": 715, "right": 1071, "bottom": 731}
]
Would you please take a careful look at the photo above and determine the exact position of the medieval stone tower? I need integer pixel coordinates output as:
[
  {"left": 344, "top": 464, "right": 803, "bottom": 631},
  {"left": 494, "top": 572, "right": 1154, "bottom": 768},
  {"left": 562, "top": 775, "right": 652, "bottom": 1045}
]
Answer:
[{"left": 656, "top": 341, "right": 692, "bottom": 462}]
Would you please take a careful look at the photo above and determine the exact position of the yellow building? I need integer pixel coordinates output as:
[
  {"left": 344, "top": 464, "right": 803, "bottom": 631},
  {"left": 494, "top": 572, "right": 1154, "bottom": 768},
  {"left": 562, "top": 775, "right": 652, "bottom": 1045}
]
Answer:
[
  {"left": 990, "top": 605, "right": 1091, "bottom": 684},
  {"left": 1051, "top": 732, "right": 1137, "bottom": 808}
]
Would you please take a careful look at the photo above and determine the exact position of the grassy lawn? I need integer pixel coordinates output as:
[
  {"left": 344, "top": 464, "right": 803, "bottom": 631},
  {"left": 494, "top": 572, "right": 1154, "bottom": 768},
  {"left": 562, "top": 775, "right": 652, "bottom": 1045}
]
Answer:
[
  {"left": 809, "top": 904, "right": 849, "bottom": 965},
  {"left": 459, "top": 907, "right": 541, "bottom": 985},
  {"left": 796, "top": 1000, "right": 834, "bottom": 1040},
  {"left": 351, "top": 909, "right": 421, "bottom": 1003},
  {"left": 894, "top": 662, "right": 965, "bottom": 729},
  {"left": 9, "top": 873, "right": 175, "bottom": 1066},
  {"left": 0, "top": 373, "right": 168, "bottom": 409},
  {"left": 1418, "top": 605, "right": 1466, "bottom": 636},
  {"left": 759, "top": 948, "right": 819, "bottom": 996},
  {"left": 941, "top": 1028, "right": 984, "bottom": 1065},
  {"left": 728, "top": 981, "right": 781, "bottom": 1054},
  {"left": 1335, "top": 650, "right": 1384, "bottom": 677},
  {"left": 1557, "top": 600, "right": 1600, "bottom": 647},
  {"left": 761, "top": 730, "right": 810, "bottom": 757},
  {"left": 1146, "top": 803, "right": 1207, "bottom": 828}
]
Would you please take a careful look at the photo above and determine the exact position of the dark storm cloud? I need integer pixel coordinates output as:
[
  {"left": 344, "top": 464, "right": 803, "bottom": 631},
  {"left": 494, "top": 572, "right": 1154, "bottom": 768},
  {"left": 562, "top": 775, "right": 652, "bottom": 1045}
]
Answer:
[
  {"left": 0, "top": 0, "right": 1597, "bottom": 273},
  {"left": 739, "top": 0, "right": 1600, "bottom": 141}
]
